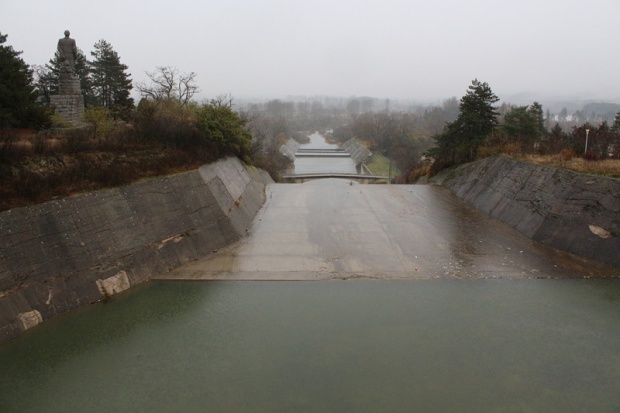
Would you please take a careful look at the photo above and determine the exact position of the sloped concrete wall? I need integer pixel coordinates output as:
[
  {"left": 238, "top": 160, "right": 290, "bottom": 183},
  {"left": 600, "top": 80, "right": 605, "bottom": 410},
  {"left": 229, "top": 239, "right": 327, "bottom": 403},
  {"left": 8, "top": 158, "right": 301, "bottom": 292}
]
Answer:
[
  {"left": 342, "top": 138, "right": 372, "bottom": 164},
  {"left": 0, "top": 157, "right": 273, "bottom": 343},
  {"left": 439, "top": 156, "right": 620, "bottom": 268},
  {"left": 280, "top": 139, "right": 301, "bottom": 160}
]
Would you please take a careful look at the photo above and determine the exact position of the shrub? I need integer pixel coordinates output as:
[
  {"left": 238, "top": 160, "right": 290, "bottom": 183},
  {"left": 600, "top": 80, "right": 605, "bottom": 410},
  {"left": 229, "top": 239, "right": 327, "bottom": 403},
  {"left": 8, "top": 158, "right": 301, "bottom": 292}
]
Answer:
[
  {"left": 251, "top": 147, "right": 290, "bottom": 181},
  {"left": 83, "top": 107, "right": 114, "bottom": 139},
  {"left": 197, "top": 103, "right": 252, "bottom": 159},
  {"left": 583, "top": 150, "right": 599, "bottom": 161},
  {"left": 61, "top": 127, "right": 94, "bottom": 153},
  {"left": 32, "top": 132, "right": 51, "bottom": 154},
  {"left": 50, "top": 113, "right": 72, "bottom": 129},
  {"left": 559, "top": 147, "right": 576, "bottom": 161},
  {"left": 134, "top": 99, "right": 202, "bottom": 147},
  {"left": 413, "top": 162, "right": 433, "bottom": 181},
  {"left": 0, "top": 129, "right": 18, "bottom": 160}
]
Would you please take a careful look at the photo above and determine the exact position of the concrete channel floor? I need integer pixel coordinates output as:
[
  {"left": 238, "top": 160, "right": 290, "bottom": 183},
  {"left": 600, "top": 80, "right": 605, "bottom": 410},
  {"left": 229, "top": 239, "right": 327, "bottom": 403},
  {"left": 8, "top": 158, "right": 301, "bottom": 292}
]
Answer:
[{"left": 157, "top": 179, "right": 619, "bottom": 281}]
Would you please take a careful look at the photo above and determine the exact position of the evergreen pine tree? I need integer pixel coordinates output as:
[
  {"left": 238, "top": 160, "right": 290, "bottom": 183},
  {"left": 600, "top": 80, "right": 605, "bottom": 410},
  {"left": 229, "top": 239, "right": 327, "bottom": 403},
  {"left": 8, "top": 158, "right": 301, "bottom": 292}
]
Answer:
[
  {"left": 528, "top": 102, "right": 545, "bottom": 137},
  {"left": 89, "top": 39, "right": 134, "bottom": 119},
  {"left": 0, "top": 32, "right": 50, "bottom": 128},
  {"left": 612, "top": 112, "right": 620, "bottom": 133},
  {"left": 501, "top": 102, "right": 546, "bottom": 149},
  {"left": 430, "top": 79, "right": 499, "bottom": 165}
]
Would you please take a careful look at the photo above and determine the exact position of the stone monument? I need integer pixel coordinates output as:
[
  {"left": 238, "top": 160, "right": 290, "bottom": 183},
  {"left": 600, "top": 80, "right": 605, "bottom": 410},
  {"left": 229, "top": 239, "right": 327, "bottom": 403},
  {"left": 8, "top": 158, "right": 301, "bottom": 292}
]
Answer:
[{"left": 50, "top": 30, "right": 84, "bottom": 125}]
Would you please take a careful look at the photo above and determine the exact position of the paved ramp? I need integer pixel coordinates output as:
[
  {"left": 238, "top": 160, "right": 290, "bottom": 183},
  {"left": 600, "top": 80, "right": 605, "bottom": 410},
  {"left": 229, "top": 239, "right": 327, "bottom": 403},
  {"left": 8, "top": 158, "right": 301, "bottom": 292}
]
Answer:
[{"left": 158, "top": 180, "right": 619, "bottom": 280}]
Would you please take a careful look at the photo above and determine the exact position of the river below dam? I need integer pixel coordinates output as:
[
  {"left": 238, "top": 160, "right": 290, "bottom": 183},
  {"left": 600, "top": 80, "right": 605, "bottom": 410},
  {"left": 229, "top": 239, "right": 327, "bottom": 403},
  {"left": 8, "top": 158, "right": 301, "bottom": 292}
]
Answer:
[
  {"left": 1, "top": 279, "right": 619, "bottom": 412},
  {"left": 291, "top": 132, "right": 358, "bottom": 175}
]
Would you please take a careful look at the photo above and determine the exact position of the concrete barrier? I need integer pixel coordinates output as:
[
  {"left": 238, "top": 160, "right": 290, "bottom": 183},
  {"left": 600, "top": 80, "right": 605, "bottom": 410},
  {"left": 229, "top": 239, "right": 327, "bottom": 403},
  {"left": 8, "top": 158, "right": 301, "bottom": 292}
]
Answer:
[
  {"left": 0, "top": 157, "right": 273, "bottom": 344},
  {"left": 437, "top": 156, "right": 620, "bottom": 268}
]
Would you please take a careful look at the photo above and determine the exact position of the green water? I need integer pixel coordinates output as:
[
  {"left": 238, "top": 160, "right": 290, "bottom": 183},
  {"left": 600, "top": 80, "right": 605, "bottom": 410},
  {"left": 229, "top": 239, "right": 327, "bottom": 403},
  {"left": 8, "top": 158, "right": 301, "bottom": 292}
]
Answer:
[{"left": 1, "top": 280, "right": 619, "bottom": 412}]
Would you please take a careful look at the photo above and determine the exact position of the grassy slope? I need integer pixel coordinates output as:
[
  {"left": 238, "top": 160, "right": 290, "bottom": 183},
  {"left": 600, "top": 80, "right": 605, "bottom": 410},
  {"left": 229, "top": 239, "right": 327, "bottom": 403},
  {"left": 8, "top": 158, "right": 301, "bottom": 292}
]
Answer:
[
  {"left": 0, "top": 145, "right": 217, "bottom": 212},
  {"left": 514, "top": 154, "right": 620, "bottom": 178},
  {"left": 365, "top": 153, "right": 400, "bottom": 177}
]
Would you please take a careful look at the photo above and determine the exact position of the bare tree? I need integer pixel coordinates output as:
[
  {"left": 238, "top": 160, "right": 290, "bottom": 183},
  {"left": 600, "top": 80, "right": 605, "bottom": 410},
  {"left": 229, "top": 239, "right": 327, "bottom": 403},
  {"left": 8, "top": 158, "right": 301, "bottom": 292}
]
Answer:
[
  {"left": 177, "top": 71, "right": 198, "bottom": 105},
  {"left": 136, "top": 66, "right": 198, "bottom": 105},
  {"left": 210, "top": 93, "right": 234, "bottom": 109}
]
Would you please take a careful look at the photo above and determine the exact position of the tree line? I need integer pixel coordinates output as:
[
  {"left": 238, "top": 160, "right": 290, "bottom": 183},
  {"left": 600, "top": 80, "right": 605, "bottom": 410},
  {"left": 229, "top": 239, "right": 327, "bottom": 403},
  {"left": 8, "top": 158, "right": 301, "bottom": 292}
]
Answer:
[
  {"left": 0, "top": 31, "right": 260, "bottom": 210},
  {"left": 2, "top": 28, "right": 619, "bottom": 193},
  {"left": 0, "top": 31, "right": 254, "bottom": 159},
  {"left": 0, "top": 32, "right": 50, "bottom": 128},
  {"left": 332, "top": 79, "right": 620, "bottom": 182}
]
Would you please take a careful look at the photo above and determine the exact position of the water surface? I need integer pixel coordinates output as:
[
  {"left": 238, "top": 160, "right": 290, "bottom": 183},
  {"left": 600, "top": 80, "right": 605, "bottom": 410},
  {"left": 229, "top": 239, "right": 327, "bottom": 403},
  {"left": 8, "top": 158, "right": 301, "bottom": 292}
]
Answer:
[
  {"left": 292, "top": 132, "right": 358, "bottom": 174},
  {"left": 1, "top": 279, "right": 619, "bottom": 412},
  {"left": 300, "top": 131, "right": 339, "bottom": 150}
]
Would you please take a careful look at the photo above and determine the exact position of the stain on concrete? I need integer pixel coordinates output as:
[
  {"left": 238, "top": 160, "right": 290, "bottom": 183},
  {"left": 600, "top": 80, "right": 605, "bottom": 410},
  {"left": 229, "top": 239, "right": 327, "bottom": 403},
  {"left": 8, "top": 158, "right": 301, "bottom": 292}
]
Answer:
[{"left": 96, "top": 271, "right": 130, "bottom": 298}]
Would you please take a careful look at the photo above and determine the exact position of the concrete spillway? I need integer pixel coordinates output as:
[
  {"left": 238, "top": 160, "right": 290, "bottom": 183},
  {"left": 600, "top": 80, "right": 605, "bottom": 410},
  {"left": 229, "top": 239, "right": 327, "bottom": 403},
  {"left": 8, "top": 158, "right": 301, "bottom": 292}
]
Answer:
[
  {"left": 2, "top": 154, "right": 619, "bottom": 345},
  {"left": 159, "top": 179, "right": 619, "bottom": 281}
]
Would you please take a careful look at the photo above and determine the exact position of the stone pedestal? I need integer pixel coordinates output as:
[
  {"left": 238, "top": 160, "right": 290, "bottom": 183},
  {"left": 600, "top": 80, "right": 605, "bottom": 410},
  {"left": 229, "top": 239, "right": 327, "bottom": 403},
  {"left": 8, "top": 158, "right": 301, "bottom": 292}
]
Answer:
[
  {"left": 58, "top": 76, "right": 82, "bottom": 95},
  {"left": 51, "top": 76, "right": 84, "bottom": 125}
]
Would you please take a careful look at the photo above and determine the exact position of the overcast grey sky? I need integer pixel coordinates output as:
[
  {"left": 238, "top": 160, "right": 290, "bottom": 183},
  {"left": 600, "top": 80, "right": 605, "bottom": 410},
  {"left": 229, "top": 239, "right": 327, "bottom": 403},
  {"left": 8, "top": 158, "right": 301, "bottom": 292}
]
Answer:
[{"left": 2, "top": 0, "right": 619, "bottom": 103}]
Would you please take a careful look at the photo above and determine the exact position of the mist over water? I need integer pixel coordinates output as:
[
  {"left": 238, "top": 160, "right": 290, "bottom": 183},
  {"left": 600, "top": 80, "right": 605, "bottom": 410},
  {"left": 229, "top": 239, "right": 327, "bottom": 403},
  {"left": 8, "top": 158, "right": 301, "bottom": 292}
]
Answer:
[{"left": 302, "top": 132, "right": 339, "bottom": 150}]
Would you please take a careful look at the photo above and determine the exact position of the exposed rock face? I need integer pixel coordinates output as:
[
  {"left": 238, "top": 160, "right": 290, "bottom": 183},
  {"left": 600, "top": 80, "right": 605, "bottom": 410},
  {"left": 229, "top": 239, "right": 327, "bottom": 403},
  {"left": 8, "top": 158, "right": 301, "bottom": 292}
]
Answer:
[
  {"left": 439, "top": 156, "right": 620, "bottom": 268},
  {"left": 0, "top": 158, "right": 273, "bottom": 344}
]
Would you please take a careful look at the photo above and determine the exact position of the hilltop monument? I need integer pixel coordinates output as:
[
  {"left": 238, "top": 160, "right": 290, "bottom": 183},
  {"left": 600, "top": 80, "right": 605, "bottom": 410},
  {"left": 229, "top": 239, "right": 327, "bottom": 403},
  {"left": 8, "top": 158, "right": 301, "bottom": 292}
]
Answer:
[{"left": 50, "top": 30, "right": 84, "bottom": 125}]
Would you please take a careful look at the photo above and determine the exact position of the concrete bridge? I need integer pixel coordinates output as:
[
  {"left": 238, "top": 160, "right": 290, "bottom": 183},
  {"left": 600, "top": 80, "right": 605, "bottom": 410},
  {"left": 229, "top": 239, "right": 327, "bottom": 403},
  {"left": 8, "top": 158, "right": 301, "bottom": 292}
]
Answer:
[
  {"left": 281, "top": 172, "right": 388, "bottom": 183},
  {"left": 286, "top": 146, "right": 386, "bottom": 183},
  {"left": 295, "top": 148, "right": 350, "bottom": 157}
]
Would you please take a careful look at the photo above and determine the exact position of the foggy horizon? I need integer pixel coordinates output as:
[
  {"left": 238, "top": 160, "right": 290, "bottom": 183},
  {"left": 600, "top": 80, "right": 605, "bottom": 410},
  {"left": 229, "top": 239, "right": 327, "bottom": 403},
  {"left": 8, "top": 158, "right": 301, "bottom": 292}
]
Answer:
[{"left": 2, "top": 0, "right": 619, "bottom": 108}]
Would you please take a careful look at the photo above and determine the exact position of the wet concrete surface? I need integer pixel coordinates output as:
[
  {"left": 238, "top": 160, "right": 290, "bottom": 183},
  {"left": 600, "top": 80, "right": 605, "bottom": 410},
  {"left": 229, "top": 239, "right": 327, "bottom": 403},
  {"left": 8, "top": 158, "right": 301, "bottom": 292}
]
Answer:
[{"left": 159, "top": 179, "right": 620, "bottom": 281}]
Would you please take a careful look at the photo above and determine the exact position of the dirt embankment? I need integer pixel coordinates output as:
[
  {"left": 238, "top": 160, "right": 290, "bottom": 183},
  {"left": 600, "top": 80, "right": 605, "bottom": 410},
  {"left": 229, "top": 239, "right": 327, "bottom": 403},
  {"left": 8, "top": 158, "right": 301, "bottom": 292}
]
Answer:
[{"left": 0, "top": 127, "right": 221, "bottom": 212}]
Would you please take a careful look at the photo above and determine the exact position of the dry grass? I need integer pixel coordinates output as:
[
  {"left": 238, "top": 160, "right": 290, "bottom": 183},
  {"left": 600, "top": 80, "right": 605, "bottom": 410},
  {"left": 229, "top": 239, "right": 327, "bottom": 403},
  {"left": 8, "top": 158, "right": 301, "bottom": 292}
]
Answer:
[{"left": 513, "top": 154, "right": 620, "bottom": 178}]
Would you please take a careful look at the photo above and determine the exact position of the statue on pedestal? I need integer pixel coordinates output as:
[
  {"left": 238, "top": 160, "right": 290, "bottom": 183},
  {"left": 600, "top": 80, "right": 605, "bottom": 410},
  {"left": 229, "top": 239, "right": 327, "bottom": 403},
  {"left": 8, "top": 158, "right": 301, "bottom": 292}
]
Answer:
[
  {"left": 57, "top": 30, "right": 78, "bottom": 77},
  {"left": 51, "top": 30, "right": 84, "bottom": 125}
]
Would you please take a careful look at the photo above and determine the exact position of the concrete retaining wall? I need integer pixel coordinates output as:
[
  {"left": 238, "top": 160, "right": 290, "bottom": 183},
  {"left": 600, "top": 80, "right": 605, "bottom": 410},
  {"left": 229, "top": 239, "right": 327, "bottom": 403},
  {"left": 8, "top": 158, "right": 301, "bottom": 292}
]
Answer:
[
  {"left": 342, "top": 138, "right": 372, "bottom": 164},
  {"left": 438, "top": 156, "right": 620, "bottom": 268},
  {"left": 0, "top": 157, "right": 273, "bottom": 344},
  {"left": 280, "top": 139, "right": 301, "bottom": 160}
]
